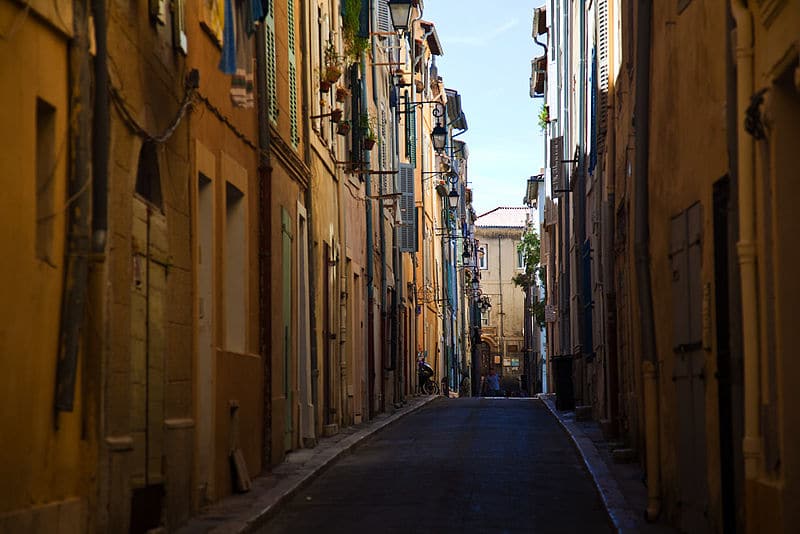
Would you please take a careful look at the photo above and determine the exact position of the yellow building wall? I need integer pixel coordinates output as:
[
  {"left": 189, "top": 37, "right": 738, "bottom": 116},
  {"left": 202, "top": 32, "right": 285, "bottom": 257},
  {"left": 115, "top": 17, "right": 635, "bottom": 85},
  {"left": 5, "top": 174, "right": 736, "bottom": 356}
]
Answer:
[{"left": 0, "top": 4, "right": 90, "bottom": 531}]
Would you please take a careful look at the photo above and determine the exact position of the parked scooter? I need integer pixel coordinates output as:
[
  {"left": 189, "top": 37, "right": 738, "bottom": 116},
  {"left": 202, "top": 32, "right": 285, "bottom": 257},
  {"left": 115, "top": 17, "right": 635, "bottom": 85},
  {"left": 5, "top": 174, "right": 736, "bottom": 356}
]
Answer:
[{"left": 417, "top": 359, "right": 439, "bottom": 395}]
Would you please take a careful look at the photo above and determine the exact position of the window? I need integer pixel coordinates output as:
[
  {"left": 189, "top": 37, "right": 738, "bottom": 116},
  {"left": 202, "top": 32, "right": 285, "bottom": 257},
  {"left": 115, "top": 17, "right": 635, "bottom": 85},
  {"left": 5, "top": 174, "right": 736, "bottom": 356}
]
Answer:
[
  {"left": 225, "top": 182, "right": 246, "bottom": 353},
  {"left": 264, "top": 1, "right": 277, "bottom": 124},
  {"left": 135, "top": 141, "right": 163, "bottom": 209},
  {"left": 517, "top": 247, "right": 525, "bottom": 270},
  {"left": 288, "top": 0, "right": 299, "bottom": 146},
  {"left": 481, "top": 309, "right": 490, "bottom": 326},
  {"left": 35, "top": 98, "right": 56, "bottom": 263},
  {"left": 478, "top": 244, "right": 488, "bottom": 270}
]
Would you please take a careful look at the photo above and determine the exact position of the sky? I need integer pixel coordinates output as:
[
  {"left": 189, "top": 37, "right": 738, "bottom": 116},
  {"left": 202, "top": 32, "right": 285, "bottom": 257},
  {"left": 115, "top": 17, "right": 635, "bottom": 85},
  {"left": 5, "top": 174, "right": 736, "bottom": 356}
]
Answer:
[{"left": 421, "top": 0, "right": 547, "bottom": 216}]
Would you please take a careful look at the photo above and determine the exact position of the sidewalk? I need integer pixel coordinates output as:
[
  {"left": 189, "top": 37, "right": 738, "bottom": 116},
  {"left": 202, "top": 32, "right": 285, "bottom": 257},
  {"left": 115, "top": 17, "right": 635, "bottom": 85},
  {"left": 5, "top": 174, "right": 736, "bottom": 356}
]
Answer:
[
  {"left": 176, "top": 395, "right": 438, "bottom": 534},
  {"left": 539, "top": 395, "right": 677, "bottom": 534}
]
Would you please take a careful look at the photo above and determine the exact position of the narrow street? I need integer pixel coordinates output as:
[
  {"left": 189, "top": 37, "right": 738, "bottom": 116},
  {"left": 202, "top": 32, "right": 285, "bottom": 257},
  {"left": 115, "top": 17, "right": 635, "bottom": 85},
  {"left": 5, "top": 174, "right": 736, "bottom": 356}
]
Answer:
[{"left": 260, "top": 398, "right": 612, "bottom": 534}]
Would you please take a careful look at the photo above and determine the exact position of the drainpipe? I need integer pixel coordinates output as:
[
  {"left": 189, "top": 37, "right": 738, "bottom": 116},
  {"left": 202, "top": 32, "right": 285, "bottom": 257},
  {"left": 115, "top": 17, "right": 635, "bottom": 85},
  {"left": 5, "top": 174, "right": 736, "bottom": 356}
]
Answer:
[
  {"left": 633, "top": 0, "right": 660, "bottom": 521},
  {"left": 299, "top": 0, "right": 319, "bottom": 440},
  {"left": 91, "top": 0, "right": 108, "bottom": 252},
  {"left": 256, "top": 22, "right": 274, "bottom": 464},
  {"left": 55, "top": 0, "right": 92, "bottom": 416},
  {"left": 361, "top": 50, "right": 376, "bottom": 414},
  {"left": 368, "top": 1, "right": 393, "bottom": 409},
  {"left": 729, "top": 0, "right": 760, "bottom": 490}
]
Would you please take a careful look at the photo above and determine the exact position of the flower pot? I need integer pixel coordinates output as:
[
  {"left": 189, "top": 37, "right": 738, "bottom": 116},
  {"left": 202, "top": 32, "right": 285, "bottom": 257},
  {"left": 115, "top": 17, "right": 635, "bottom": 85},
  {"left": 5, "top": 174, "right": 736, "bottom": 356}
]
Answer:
[
  {"left": 325, "top": 65, "right": 342, "bottom": 84},
  {"left": 335, "top": 86, "right": 350, "bottom": 103},
  {"left": 337, "top": 122, "right": 351, "bottom": 136},
  {"left": 363, "top": 137, "right": 376, "bottom": 150},
  {"left": 320, "top": 79, "right": 332, "bottom": 92},
  {"left": 331, "top": 108, "right": 343, "bottom": 122}
]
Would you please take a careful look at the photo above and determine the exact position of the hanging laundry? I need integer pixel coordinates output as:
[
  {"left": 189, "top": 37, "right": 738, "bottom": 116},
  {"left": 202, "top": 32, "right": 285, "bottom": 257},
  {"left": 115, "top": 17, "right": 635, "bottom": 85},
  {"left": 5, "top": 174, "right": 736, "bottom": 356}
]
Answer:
[
  {"left": 258, "top": 0, "right": 269, "bottom": 22},
  {"left": 250, "top": 0, "right": 264, "bottom": 26},
  {"left": 230, "top": 0, "right": 255, "bottom": 108},
  {"left": 218, "top": 0, "right": 236, "bottom": 74}
]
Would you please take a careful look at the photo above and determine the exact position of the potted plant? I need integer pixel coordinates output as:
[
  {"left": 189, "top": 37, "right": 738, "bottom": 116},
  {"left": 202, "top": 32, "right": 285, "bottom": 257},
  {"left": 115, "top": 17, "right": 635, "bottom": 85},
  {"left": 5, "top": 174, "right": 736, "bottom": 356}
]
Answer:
[
  {"left": 337, "top": 120, "right": 351, "bottom": 136},
  {"left": 342, "top": 0, "right": 369, "bottom": 63},
  {"left": 335, "top": 85, "right": 350, "bottom": 103},
  {"left": 320, "top": 67, "right": 333, "bottom": 92},
  {"left": 359, "top": 113, "right": 377, "bottom": 150},
  {"left": 324, "top": 40, "right": 342, "bottom": 83},
  {"left": 330, "top": 108, "right": 344, "bottom": 122}
]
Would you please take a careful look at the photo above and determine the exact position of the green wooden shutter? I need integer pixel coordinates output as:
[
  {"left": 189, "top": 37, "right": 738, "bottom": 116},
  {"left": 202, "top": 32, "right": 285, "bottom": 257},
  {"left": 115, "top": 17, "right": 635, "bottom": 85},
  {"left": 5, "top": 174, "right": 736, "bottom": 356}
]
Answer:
[
  {"left": 288, "top": 0, "right": 299, "bottom": 146},
  {"left": 265, "top": 0, "right": 278, "bottom": 124},
  {"left": 405, "top": 96, "right": 416, "bottom": 167}
]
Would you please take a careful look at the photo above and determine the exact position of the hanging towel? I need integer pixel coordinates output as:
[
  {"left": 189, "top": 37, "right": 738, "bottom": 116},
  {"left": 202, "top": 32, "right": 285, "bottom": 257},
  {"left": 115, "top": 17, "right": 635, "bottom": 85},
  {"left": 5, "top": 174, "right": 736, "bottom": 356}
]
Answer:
[
  {"left": 250, "top": 0, "right": 264, "bottom": 26},
  {"left": 218, "top": 0, "right": 237, "bottom": 74},
  {"left": 231, "top": 0, "right": 255, "bottom": 108}
]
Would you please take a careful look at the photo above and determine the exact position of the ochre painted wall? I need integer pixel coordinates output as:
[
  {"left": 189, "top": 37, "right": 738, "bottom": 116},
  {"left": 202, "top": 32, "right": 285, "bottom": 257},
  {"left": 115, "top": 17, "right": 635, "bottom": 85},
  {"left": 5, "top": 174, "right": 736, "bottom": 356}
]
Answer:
[{"left": 0, "top": 5, "right": 90, "bottom": 530}]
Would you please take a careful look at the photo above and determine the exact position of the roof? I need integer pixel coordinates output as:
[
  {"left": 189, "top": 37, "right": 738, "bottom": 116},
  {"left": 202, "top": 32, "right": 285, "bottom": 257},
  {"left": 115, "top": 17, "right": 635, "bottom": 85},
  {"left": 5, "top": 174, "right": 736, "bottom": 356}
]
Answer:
[
  {"left": 475, "top": 207, "right": 528, "bottom": 228},
  {"left": 419, "top": 21, "right": 444, "bottom": 56}
]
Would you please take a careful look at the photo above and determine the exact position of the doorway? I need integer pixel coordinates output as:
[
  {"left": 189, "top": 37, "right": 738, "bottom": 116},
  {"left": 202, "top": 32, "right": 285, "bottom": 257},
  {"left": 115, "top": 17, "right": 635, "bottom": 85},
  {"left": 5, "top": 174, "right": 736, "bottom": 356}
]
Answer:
[
  {"left": 297, "top": 205, "right": 314, "bottom": 446},
  {"left": 670, "top": 202, "right": 708, "bottom": 533},
  {"left": 195, "top": 173, "right": 214, "bottom": 502},
  {"left": 130, "top": 143, "right": 167, "bottom": 533},
  {"left": 713, "top": 176, "right": 744, "bottom": 533}
]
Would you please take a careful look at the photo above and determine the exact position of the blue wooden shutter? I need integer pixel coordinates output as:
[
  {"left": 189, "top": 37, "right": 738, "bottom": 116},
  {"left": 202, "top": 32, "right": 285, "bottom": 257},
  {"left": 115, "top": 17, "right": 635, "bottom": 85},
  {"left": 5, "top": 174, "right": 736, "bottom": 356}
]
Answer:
[{"left": 399, "top": 163, "right": 415, "bottom": 252}]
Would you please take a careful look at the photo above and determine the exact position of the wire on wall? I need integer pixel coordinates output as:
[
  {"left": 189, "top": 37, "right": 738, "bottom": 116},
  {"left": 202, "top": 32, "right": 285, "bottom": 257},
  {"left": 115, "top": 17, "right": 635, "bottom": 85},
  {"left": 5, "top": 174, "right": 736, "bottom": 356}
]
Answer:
[{"left": 109, "top": 82, "right": 196, "bottom": 144}]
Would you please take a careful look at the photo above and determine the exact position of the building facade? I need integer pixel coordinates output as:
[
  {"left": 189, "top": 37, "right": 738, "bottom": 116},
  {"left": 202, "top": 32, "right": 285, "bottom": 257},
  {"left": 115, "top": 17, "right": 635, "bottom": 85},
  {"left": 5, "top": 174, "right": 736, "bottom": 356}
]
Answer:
[
  {"left": 537, "top": 0, "right": 800, "bottom": 532},
  {"left": 0, "top": 1, "right": 482, "bottom": 531}
]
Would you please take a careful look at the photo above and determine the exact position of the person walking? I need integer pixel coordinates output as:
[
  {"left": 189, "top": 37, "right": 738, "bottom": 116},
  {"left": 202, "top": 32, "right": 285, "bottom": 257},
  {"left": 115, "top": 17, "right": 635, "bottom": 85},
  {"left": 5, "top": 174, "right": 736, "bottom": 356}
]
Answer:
[{"left": 486, "top": 368, "right": 501, "bottom": 396}]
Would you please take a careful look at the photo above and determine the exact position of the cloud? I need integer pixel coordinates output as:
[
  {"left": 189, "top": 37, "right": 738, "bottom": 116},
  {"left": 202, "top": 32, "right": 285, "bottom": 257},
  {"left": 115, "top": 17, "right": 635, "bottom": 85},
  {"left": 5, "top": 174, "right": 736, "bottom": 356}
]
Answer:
[{"left": 446, "top": 18, "right": 519, "bottom": 46}]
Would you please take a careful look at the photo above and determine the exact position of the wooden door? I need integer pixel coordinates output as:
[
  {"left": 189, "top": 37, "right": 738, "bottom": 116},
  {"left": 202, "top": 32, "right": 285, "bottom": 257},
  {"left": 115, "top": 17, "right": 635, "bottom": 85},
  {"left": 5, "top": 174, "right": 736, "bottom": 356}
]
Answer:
[{"left": 670, "top": 202, "right": 708, "bottom": 533}]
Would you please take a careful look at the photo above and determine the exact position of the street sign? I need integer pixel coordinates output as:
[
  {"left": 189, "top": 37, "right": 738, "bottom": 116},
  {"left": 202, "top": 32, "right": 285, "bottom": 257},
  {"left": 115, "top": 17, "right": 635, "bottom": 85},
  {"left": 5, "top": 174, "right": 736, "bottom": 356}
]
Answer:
[{"left": 550, "top": 136, "right": 563, "bottom": 194}]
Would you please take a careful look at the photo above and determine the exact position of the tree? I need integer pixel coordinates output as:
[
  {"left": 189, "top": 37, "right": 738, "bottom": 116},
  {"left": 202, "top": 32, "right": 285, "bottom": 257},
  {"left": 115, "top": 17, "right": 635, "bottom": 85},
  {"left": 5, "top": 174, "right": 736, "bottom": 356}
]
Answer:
[{"left": 512, "top": 228, "right": 545, "bottom": 327}]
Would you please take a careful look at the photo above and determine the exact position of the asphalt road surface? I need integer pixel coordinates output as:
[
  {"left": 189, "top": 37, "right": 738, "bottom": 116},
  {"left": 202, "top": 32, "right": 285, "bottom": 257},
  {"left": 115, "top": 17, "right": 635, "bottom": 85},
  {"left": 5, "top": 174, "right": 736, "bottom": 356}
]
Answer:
[{"left": 259, "top": 398, "right": 613, "bottom": 534}]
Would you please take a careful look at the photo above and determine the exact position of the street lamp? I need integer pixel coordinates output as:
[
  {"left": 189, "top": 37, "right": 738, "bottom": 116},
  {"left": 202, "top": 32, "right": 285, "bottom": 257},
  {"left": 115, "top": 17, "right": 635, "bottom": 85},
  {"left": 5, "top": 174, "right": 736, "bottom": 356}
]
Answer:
[
  {"left": 388, "top": 0, "right": 413, "bottom": 31},
  {"left": 431, "top": 122, "right": 447, "bottom": 152},
  {"left": 447, "top": 187, "right": 459, "bottom": 210}
]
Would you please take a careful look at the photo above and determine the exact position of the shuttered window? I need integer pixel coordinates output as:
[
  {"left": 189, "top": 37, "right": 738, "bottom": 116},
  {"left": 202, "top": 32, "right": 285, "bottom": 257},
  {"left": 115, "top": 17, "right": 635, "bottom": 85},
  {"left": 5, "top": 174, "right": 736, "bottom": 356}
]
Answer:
[
  {"left": 288, "top": 0, "right": 299, "bottom": 146},
  {"left": 380, "top": 105, "right": 388, "bottom": 172},
  {"left": 398, "top": 163, "right": 415, "bottom": 252},
  {"left": 597, "top": 0, "right": 609, "bottom": 154},
  {"left": 405, "top": 95, "right": 416, "bottom": 166},
  {"left": 376, "top": 0, "right": 390, "bottom": 33},
  {"left": 265, "top": 0, "right": 278, "bottom": 124}
]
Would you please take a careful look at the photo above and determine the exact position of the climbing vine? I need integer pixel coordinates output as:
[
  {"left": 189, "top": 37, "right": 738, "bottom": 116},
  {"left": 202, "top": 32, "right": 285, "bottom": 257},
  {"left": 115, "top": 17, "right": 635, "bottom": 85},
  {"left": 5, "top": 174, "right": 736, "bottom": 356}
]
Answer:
[{"left": 512, "top": 228, "right": 546, "bottom": 327}]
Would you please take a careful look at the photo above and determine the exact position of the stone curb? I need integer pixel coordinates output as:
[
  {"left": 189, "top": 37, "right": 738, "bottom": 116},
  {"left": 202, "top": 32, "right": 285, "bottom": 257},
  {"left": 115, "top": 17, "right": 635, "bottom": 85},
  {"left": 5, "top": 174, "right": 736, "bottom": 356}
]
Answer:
[
  {"left": 209, "top": 395, "right": 439, "bottom": 534},
  {"left": 539, "top": 395, "right": 640, "bottom": 534}
]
